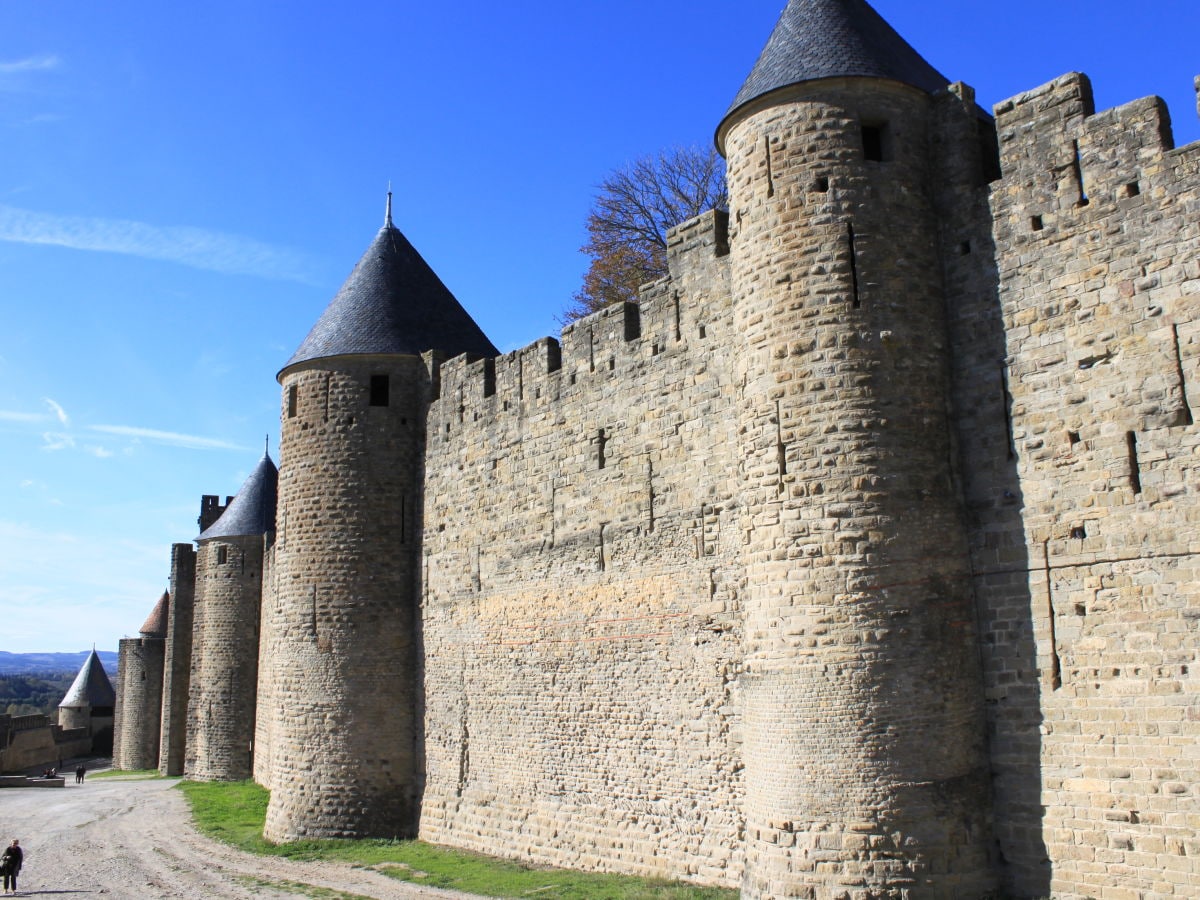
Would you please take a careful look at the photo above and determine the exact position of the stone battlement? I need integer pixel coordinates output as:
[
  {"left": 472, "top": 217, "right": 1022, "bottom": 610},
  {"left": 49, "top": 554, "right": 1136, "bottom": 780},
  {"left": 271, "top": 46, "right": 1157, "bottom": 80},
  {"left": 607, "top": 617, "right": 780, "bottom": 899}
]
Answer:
[{"left": 432, "top": 208, "right": 731, "bottom": 434}]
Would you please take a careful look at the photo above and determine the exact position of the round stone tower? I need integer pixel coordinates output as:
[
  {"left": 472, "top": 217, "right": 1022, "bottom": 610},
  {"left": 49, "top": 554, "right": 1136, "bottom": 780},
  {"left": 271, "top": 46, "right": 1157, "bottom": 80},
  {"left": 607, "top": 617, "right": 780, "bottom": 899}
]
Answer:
[
  {"left": 262, "top": 197, "right": 497, "bottom": 840},
  {"left": 187, "top": 450, "right": 277, "bottom": 781},
  {"left": 718, "top": 1, "right": 993, "bottom": 896},
  {"left": 112, "top": 591, "right": 169, "bottom": 770}
]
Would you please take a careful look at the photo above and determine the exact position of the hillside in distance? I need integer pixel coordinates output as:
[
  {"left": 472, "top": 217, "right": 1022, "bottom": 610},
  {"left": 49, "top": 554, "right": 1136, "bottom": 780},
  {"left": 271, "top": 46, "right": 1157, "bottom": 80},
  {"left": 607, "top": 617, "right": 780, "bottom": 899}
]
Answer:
[{"left": 0, "top": 650, "right": 119, "bottom": 676}]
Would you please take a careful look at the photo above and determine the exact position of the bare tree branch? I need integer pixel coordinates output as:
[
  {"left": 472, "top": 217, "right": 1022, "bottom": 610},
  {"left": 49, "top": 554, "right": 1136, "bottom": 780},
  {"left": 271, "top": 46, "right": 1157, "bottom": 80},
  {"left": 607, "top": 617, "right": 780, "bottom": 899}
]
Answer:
[{"left": 562, "top": 146, "right": 727, "bottom": 323}]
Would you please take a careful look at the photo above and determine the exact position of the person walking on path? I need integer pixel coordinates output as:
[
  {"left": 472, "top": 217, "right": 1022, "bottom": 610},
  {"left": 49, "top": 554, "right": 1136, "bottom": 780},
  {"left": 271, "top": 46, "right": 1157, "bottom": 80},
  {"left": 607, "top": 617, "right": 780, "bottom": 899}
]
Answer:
[
  {"left": 1, "top": 838, "right": 23, "bottom": 894},
  {"left": 76, "top": 764, "right": 86, "bottom": 784}
]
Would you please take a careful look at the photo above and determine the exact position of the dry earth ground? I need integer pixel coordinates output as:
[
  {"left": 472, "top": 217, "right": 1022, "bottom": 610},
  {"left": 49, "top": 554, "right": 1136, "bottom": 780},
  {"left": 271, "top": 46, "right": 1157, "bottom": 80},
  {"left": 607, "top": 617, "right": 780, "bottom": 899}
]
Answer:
[{"left": 0, "top": 771, "right": 483, "bottom": 899}]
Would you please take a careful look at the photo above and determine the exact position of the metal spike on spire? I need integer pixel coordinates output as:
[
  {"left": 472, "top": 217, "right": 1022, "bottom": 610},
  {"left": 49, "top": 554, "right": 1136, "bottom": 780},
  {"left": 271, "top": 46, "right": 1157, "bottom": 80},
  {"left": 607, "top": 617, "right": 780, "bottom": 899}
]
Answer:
[
  {"left": 265, "top": 434, "right": 270, "bottom": 457},
  {"left": 385, "top": 183, "right": 393, "bottom": 228}
]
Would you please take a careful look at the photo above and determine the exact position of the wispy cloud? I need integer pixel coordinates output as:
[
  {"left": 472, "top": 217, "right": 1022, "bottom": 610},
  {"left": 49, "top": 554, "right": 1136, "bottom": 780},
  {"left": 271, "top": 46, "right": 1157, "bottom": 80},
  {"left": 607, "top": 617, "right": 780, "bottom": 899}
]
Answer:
[
  {"left": 0, "top": 55, "right": 60, "bottom": 75},
  {"left": 42, "top": 431, "right": 75, "bottom": 451},
  {"left": 0, "top": 409, "right": 47, "bottom": 423},
  {"left": 44, "top": 397, "right": 69, "bottom": 425},
  {"left": 0, "top": 204, "right": 317, "bottom": 282},
  {"left": 89, "top": 424, "right": 245, "bottom": 451},
  {"left": 0, "top": 55, "right": 61, "bottom": 99}
]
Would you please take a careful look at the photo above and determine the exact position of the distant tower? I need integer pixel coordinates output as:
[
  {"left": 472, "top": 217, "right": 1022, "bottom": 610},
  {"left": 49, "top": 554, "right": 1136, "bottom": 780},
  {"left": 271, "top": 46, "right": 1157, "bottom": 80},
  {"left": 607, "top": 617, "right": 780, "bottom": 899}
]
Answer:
[
  {"left": 186, "top": 452, "right": 277, "bottom": 781},
  {"left": 113, "top": 591, "right": 169, "bottom": 769},
  {"left": 718, "top": 0, "right": 993, "bottom": 896},
  {"left": 262, "top": 197, "right": 497, "bottom": 840},
  {"left": 159, "top": 542, "right": 197, "bottom": 776},
  {"left": 58, "top": 648, "right": 116, "bottom": 755}
]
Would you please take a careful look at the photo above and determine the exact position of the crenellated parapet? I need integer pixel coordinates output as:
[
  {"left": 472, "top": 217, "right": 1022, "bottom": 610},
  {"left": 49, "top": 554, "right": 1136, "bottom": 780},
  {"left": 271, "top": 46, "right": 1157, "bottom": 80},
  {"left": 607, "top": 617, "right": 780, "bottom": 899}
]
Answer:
[{"left": 430, "top": 208, "right": 731, "bottom": 441}]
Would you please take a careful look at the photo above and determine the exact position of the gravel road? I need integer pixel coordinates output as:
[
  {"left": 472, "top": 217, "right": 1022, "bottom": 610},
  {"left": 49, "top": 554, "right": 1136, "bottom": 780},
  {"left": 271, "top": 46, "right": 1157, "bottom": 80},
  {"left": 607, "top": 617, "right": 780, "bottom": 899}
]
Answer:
[{"left": 0, "top": 771, "right": 483, "bottom": 899}]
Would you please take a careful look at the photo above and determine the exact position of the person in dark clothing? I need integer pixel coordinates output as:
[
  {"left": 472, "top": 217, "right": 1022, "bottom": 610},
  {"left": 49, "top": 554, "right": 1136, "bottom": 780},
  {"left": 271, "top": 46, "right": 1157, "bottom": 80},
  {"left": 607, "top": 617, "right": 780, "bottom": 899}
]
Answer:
[
  {"left": 76, "top": 765, "right": 86, "bottom": 784},
  {"left": 0, "top": 838, "right": 22, "bottom": 894}
]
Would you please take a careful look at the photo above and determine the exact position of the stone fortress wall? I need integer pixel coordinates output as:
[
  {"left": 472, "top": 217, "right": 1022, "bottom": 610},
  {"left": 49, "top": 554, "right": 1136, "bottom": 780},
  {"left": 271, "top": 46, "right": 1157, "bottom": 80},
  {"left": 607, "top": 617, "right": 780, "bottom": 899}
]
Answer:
[
  {"left": 112, "top": 5, "right": 1200, "bottom": 896},
  {"left": 420, "top": 211, "right": 745, "bottom": 881},
  {"left": 959, "top": 72, "right": 1200, "bottom": 900}
]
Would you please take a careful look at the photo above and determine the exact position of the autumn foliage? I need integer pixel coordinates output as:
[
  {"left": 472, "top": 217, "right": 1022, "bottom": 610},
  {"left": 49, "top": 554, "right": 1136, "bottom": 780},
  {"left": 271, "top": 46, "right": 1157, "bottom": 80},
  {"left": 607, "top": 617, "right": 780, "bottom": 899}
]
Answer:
[{"left": 564, "top": 147, "right": 727, "bottom": 322}]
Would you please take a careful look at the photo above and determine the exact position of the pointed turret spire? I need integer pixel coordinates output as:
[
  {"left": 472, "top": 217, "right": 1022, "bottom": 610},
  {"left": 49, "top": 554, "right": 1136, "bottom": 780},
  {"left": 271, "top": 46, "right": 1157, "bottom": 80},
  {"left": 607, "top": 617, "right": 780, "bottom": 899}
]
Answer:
[
  {"left": 197, "top": 451, "right": 279, "bottom": 541},
  {"left": 59, "top": 648, "right": 116, "bottom": 709},
  {"left": 280, "top": 211, "right": 497, "bottom": 375},
  {"left": 140, "top": 590, "right": 170, "bottom": 638},
  {"left": 718, "top": 0, "right": 949, "bottom": 148}
]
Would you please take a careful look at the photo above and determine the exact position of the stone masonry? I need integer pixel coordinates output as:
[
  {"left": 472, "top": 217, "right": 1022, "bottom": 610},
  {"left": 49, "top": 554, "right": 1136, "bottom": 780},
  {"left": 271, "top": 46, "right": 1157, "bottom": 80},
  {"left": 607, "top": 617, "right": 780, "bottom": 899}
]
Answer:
[{"left": 113, "top": 2, "right": 1200, "bottom": 897}]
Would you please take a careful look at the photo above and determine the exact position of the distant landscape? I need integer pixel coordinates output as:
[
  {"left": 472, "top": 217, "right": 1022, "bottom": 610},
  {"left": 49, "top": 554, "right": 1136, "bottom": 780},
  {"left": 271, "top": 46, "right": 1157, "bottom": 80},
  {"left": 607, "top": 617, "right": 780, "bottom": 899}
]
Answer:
[
  {"left": 0, "top": 650, "right": 119, "bottom": 676},
  {"left": 0, "top": 651, "right": 119, "bottom": 717}
]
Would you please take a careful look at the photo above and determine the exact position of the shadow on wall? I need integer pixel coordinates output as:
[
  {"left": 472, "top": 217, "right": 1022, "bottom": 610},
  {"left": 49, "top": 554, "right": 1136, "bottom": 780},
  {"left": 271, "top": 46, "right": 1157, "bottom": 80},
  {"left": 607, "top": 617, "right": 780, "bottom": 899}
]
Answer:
[{"left": 948, "top": 211, "right": 1050, "bottom": 896}]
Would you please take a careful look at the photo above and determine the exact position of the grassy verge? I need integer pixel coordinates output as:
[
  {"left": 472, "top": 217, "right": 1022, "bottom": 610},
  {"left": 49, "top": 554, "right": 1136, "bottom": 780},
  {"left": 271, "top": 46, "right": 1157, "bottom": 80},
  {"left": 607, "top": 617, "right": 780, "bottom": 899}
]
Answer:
[
  {"left": 178, "top": 780, "right": 737, "bottom": 900},
  {"left": 90, "top": 768, "right": 162, "bottom": 780}
]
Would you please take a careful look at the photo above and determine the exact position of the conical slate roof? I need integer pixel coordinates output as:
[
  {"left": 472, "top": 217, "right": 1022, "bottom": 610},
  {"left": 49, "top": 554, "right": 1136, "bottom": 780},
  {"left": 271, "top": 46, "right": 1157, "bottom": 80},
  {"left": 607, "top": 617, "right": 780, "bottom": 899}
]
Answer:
[
  {"left": 197, "top": 453, "right": 278, "bottom": 542},
  {"left": 719, "top": 0, "right": 949, "bottom": 144},
  {"left": 281, "top": 204, "right": 497, "bottom": 375},
  {"left": 59, "top": 649, "right": 116, "bottom": 709},
  {"left": 140, "top": 590, "right": 169, "bottom": 638}
]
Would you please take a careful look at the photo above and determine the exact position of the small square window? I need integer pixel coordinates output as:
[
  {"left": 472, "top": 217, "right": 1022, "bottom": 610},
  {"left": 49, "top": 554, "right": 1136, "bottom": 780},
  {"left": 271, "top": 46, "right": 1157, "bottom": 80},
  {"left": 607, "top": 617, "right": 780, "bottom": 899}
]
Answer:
[
  {"left": 861, "top": 123, "right": 890, "bottom": 161},
  {"left": 369, "top": 374, "right": 390, "bottom": 407}
]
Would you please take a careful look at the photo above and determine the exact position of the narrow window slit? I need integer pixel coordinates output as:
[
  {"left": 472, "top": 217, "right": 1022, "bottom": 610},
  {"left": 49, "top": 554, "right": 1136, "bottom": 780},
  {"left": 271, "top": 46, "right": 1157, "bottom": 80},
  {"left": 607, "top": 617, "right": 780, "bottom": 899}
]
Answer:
[
  {"left": 775, "top": 400, "right": 787, "bottom": 493},
  {"left": 814, "top": 175, "right": 829, "bottom": 193},
  {"left": 1127, "top": 431, "right": 1142, "bottom": 494},
  {"left": 1172, "top": 323, "right": 1194, "bottom": 425},
  {"left": 646, "top": 457, "right": 655, "bottom": 534},
  {"left": 1071, "top": 140, "right": 1089, "bottom": 206},
  {"left": 846, "top": 222, "right": 861, "bottom": 308},
  {"left": 764, "top": 137, "right": 775, "bottom": 197},
  {"left": 1031, "top": 215, "right": 1044, "bottom": 232},
  {"left": 287, "top": 385, "right": 298, "bottom": 418},
  {"left": 596, "top": 428, "right": 608, "bottom": 470},
  {"left": 1000, "top": 365, "right": 1016, "bottom": 459},
  {"left": 1042, "top": 542, "right": 1062, "bottom": 690}
]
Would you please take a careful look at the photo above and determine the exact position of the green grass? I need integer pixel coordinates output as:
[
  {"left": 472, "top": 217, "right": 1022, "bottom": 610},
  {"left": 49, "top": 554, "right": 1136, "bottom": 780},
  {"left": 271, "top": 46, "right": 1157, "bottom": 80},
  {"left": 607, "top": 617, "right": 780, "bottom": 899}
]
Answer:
[
  {"left": 90, "top": 768, "right": 163, "bottom": 780},
  {"left": 178, "top": 780, "right": 738, "bottom": 900}
]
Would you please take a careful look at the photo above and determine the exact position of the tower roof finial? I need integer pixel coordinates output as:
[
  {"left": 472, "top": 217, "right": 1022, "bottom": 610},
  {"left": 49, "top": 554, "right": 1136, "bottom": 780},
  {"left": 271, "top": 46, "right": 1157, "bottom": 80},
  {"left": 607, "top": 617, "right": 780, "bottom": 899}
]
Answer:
[{"left": 385, "top": 183, "right": 393, "bottom": 228}]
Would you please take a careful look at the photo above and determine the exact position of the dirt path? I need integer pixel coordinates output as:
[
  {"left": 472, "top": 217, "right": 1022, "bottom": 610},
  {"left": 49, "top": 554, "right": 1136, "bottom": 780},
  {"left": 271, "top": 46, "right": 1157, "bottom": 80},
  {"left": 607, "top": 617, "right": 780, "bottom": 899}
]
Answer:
[{"left": 0, "top": 772, "right": 484, "bottom": 899}]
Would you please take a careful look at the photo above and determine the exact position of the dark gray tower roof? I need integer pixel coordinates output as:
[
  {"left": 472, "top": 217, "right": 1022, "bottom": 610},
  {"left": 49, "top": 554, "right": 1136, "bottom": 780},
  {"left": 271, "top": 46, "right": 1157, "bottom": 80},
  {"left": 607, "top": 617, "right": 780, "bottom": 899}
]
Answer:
[
  {"left": 719, "top": 0, "right": 949, "bottom": 145},
  {"left": 140, "top": 591, "right": 169, "bottom": 638},
  {"left": 58, "top": 648, "right": 116, "bottom": 709},
  {"left": 281, "top": 203, "right": 497, "bottom": 376},
  {"left": 197, "top": 453, "right": 278, "bottom": 542}
]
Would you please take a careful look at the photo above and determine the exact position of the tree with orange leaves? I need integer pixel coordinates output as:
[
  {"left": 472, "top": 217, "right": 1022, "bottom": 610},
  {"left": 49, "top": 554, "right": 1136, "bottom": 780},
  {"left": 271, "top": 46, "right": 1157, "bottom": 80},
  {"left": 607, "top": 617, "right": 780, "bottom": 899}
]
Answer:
[{"left": 564, "top": 146, "right": 726, "bottom": 322}]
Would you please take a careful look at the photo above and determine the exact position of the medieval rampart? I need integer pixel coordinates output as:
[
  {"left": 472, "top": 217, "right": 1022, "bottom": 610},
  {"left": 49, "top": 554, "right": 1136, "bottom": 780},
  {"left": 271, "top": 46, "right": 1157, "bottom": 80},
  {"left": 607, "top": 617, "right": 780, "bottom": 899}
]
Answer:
[
  {"left": 419, "top": 210, "right": 747, "bottom": 882},
  {"left": 957, "top": 72, "right": 1200, "bottom": 899}
]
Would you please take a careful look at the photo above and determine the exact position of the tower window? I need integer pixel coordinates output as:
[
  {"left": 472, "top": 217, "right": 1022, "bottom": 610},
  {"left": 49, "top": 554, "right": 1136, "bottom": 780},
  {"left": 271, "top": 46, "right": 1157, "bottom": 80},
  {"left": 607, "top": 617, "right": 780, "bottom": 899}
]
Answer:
[
  {"left": 217, "top": 546, "right": 228, "bottom": 565},
  {"left": 287, "top": 385, "right": 298, "bottom": 418},
  {"left": 369, "top": 374, "right": 390, "bottom": 407},
  {"left": 861, "top": 123, "right": 890, "bottom": 161}
]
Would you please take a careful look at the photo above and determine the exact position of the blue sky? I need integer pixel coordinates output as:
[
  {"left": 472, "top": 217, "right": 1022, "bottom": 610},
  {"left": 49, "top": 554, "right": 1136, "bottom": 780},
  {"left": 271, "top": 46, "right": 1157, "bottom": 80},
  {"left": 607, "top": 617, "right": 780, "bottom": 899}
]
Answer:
[{"left": 2, "top": 0, "right": 1198, "bottom": 653}]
